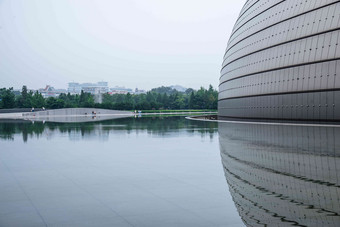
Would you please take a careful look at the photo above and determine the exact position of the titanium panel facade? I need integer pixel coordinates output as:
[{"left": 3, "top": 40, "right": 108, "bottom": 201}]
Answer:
[{"left": 219, "top": 0, "right": 340, "bottom": 121}]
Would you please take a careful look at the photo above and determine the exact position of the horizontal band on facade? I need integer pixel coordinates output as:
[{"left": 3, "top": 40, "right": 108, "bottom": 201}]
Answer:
[
  {"left": 234, "top": 0, "right": 260, "bottom": 28},
  {"left": 217, "top": 115, "right": 340, "bottom": 123},
  {"left": 223, "top": 1, "right": 340, "bottom": 59},
  {"left": 219, "top": 57, "right": 340, "bottom": 86},
  {"left": 223, "top": 151, "right": 340, "bottom": 187},
  {"left": 221, "top": 27, "right": 340, "bottom": 71},
  {"left": 218, "top": 87, "right": 340, "bottom": 101},
  {"left": 228, "top": 0, "right": 286, "bottom": 45}
]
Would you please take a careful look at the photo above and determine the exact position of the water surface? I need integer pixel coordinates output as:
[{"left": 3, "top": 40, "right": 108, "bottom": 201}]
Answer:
[
  {"left": 2, "top": 116, "right": 339, "bottom": 226},
  {"left": 0, "top": 116, "right": 243, "bottom": 227},
  {"left": 219, "top": 121, "right": 340, "bottom": 226}
]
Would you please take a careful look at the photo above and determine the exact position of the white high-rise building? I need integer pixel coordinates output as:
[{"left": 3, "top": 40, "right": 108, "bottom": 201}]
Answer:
[{"left": 68, "top": 82, "right": 109, "bottom": 95}]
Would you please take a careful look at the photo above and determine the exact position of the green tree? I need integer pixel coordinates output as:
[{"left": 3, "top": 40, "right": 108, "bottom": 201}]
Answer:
[
  {"left": 0, "top": 88, "right": 16, "bottom": 108},
  {"left": 79, "top": 90, "right": 94, "bottom": 107},
  {"left": 151, "top": 86, "right": 177, "bottom": 95},
  {"left": 161, "top": 93, "right": 169, "bottom": 109},
  {"left": 16, "top": 85, "right": 32, "bottom": 108},
  {"left": 0, "top": 85, "right": 218, "bottom": 110},
  {"left": 31, "top": 91, "right": 45, "bottom": 108}
]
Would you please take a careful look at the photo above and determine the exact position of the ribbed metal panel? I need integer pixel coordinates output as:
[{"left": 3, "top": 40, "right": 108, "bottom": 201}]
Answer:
[{"left": 219, "top": 0, "right": 340, "bottom": 121}]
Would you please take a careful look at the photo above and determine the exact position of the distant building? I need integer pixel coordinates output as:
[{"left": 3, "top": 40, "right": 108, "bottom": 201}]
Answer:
[
  {"left": 39, "top": 85, "right": 67, "bottom": 98},
  {"left": 134, "top": 88, "right": 146, "bottom": 95},
  {"left": 68, "top": 82, "right": 109, "bottom": 95},
  {"left": 109, "top": 86, "right": 133, "bottom": 95},
  {"left": 13, "top": 88, "right": 36, "bottom": 96},
  {"left": 67, "top": 82, "right": 82, "bottom": 94},
  {"left": 170, "top": 85, "right": 187, "bottom": 92},
  {"left": 12, "top": 89, "right": 22, "bottom": 96}
]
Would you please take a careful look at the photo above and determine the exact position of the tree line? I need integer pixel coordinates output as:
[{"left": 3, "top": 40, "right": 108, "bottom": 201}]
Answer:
[{"left": 0, "top": 85, "right": 218, "bottom": 110}]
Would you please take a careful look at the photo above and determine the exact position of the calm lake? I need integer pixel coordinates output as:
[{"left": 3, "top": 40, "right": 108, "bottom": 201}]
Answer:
[
  {"left": 1, "top": 115, "right": 340, "bottom": 226},
  {"left": 0, "top": 116, "right": 243, "bottom": 227}
]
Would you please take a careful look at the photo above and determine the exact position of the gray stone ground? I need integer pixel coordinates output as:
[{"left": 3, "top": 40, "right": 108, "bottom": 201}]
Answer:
[{"left": 0, "top": 108, "right": 134, "bottom": 122}]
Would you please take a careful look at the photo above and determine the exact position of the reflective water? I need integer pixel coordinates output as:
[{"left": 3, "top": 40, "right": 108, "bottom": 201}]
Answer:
[
  {"left": 0, "top": 116, "right": 243, "bottom": 227},
  {"left": 2, "top": 116, "right": 339, "bottom": 226},
  {"left": 219, "top": 121, "right": 340, "bottom": 226}
]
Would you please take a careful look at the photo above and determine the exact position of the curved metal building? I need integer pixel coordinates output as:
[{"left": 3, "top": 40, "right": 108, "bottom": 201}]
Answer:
[{"left": 219, "top": 0, "right": 340, "bottom": 121}]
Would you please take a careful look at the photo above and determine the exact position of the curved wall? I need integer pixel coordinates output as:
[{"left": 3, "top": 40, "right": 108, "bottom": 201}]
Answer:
[{"left": 219, "top": 0, "right": 340, "bottom": 121}]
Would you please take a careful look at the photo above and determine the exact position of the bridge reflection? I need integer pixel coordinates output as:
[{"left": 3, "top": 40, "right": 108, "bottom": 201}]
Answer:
[{"left": 219, "top": 122, "right": 340, "bottom": 226}]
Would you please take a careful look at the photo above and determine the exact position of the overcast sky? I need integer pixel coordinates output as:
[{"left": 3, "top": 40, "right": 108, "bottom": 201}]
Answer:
[{"left": 0, "top": 0, "right": 245, "bottom": 90}]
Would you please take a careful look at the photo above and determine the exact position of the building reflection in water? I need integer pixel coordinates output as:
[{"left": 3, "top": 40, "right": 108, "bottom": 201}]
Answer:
[{"left": 219, "top": 122, "right": 340, "bottom": 226}]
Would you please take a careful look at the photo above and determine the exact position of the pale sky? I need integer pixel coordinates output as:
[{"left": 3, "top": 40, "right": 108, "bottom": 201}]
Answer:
[{"left": 0, "top": 0, "right": 245, "bottom": 91}]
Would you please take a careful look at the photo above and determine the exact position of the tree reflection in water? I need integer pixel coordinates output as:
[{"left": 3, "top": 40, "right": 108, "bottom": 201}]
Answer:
[{"left": 0, "top": 116, "right": 217, "bottom": 142}]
